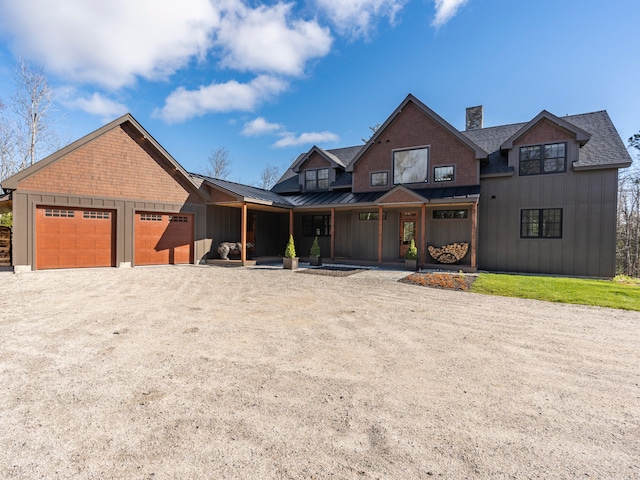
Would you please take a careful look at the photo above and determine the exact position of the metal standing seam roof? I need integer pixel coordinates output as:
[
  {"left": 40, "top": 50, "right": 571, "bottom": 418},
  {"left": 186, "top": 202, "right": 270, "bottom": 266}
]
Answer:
[
  {"left": 194, "top": 174, "right": 294, "bottom": 207},
  {"left": 283, "top": 185, "right": 480, "bottom": 207}
]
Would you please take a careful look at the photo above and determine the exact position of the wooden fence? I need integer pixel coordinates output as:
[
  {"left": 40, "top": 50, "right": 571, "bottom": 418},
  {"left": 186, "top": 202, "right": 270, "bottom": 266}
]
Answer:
[{"left": 0, "top": 226, "right": 10, "bottom": 266}]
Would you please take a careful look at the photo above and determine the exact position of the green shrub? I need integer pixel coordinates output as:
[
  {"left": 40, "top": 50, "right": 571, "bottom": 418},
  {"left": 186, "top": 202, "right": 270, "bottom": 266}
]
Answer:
[
  {"left": 0, "top": 212, "right": 12, "bottom": 228},
  {"left": 310, "top": 236, "right": 321, "bottom": 257},
  {"left": 405, "top": 238, "right": 418, "bottom": 260},
  {"left": 284, "top": 235, "right": 297, "bottom": 258}
]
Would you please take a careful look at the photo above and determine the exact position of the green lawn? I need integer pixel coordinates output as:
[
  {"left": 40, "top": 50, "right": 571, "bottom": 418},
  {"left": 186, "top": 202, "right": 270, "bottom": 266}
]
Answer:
[{"left": 471, "top": 273, "right": 640, "bottom": 311}]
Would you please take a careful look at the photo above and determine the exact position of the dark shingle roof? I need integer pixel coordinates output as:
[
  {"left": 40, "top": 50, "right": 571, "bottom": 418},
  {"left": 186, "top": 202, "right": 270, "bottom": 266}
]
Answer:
[
  {"left": 463, "top": 111, "right": 631, "bottom": 174},
  {"left": 565, "top": 111, "right": 632, "bottom": 169},
  {"left": 331, "top": 172, "right": 353, "bottom": 188}
]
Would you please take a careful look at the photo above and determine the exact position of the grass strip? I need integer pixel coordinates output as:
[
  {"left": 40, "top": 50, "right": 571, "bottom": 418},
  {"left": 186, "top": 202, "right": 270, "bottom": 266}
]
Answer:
[{"left": 471, "top": 273, "right": 640, "bottom": 311}]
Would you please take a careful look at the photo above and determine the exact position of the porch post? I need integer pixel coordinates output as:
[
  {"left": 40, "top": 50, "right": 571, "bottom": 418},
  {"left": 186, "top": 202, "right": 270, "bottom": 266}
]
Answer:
[
  {"left": 471, "top": 201, "right": 478, "bottom": 269},
  {"left": 377, "top": 205, "right": 383, "bottom": 264},
  {"left": 330, "top": 207, "right": 335, "bottom": 260},
  {"left": 289, "top": 209, "right": 294, "bottom": 237},
  {"left": 421, "top": 203, "right": 427, "bottom": 266},
  {"left": 241, "top": 202, "right": 247, "bottom": 264}
]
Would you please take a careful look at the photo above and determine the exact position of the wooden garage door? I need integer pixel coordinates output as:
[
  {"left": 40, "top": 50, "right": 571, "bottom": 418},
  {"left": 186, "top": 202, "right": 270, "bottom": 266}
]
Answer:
[
  {"left": 36, "top": 207, "right": 115, "bottom": 270},
  {"left": 134, "top": 212, "right": 193, "bottom": 265}
]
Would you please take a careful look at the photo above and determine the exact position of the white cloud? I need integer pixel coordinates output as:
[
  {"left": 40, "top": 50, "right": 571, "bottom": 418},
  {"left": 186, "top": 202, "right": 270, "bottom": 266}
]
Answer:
[
  {"left": 431, "top": 0, "right": 468, "bottom": 28},
  {"left": 274, "top": 131, "right": 339, "bottom": 148},
  {"left": 241, "top": 117, "right": 284, "bottom": 136},
  {"left": 314, "top": 0, "right": 406, "bottom": 38},
  {"left": 58, "top": 90, "right": 128, "bottom": 120},
  {"left": 0, "top": 0, "right": 218, "bottom": 89},
  {"left": 216, "top": 2, "right": 332, "bottom": 76},
  {"left": 153, "top": 75, "right": 288, "bottom": 124}
]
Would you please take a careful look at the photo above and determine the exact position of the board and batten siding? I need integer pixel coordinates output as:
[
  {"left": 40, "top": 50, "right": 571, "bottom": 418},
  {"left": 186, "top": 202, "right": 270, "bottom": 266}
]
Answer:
[
  {"left": 11, "top": 191, "right": 207, "bottom": 269},
  {"left": 478, "top": 168, "right": 618, "bottom": 277}
]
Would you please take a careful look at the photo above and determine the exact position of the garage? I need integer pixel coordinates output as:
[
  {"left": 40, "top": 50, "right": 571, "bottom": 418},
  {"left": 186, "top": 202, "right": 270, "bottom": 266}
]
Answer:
[
  {"left": 134, "top": 212, "right": 193, "bottom": 265},
  {"left": 36, "top": 206, "right": 115, "bottom": 270}
]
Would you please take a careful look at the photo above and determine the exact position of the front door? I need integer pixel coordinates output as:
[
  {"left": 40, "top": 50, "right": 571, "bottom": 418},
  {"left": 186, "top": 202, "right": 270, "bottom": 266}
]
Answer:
[{"left": 399, "top": 211, "right": 417, "bottom": 258}]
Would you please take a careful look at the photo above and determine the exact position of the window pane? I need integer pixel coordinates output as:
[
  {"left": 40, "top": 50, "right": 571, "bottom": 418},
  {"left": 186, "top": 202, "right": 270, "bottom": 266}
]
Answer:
[
  {"left": 521, "top": 210, "right": 539, "bottom": 237},
  {"left": 393, "top": 147, "right": 429, "bottom": 184},
  {"left": 317, "top": 169, "right": 328, "bottom": 179},
  {"left": 434, "top": 166, "right": 454, "bottom": 182},
  {"left": 543, "top": 143, "right": 566, "bottom": 173},
  {"left": 542, "top": 209, "right": 562, "bottom": 238},
  {"left": 371, "top": 172, "right": 388, "bottom": 186}
]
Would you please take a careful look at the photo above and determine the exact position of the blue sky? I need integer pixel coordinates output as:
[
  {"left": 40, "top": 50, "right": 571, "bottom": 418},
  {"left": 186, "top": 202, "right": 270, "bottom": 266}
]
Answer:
[{"left": 0, "top": 0, "right": 637, "bottom": 186}]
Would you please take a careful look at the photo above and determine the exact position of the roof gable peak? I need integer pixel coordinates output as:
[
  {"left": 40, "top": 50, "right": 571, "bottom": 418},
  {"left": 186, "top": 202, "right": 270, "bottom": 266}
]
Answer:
[
  {"left": 500, "top": 110, "right": 592, "bottom": 150},
  {"left": 347, "top": 94, "right": 488, "bottom": 172}
]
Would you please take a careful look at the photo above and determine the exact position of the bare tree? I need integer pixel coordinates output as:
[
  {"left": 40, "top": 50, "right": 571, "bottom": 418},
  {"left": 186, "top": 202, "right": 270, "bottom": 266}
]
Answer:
[
  {"left": 201, "top": 147, "right": 232, "bottom": 179},
  {"left": 617, "top": 132, "right": 640, "bottom": 277},
  {"left": 258, "top": 163, "right": 280, "bottom": 190},
  {"left": 0, "top": 100, "right": 18, "bottom": 181},
  {"left": 11, "top": 57, "right": 56, "bottom": 169},
  {"left": 361, "top": 123, "right": 381, "bottom": 143}
]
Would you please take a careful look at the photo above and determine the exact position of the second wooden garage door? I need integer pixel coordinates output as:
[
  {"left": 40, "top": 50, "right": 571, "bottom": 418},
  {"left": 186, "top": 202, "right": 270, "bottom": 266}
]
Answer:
[{"left": 134, "top": 212, "right": 193, "bottom": 265}]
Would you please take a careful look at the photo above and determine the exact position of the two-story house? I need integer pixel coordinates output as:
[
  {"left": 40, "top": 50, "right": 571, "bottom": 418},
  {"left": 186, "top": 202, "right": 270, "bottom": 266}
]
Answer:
[{"left": 0, "top": 94, "right": 631, "bottom": 277}]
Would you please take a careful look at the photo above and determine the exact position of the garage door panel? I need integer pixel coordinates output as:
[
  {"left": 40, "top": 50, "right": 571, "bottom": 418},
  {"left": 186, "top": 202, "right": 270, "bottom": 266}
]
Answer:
[
  {"left": 135, "top": 212, "right": 193, "bottom": 265},
  {"left": 36, "top": 207, "right": 115, "bottom": 270}
]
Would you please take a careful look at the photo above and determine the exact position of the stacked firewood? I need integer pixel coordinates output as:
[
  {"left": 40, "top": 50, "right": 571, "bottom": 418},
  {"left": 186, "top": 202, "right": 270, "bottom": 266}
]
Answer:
[
  {"left": 0, "top": 227, "right": 10, "bottom": 266},
  {"left": 428, "top": 242, "right": 469, "bottom": 264}
]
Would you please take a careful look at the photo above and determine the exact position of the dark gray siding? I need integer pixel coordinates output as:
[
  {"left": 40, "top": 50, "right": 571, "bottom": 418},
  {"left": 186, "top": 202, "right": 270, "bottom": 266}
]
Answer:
[
  {"left": 206, "top": 205, "right": 240, "bottom": 259},
  {"left": 254, "top": 211, "right": 289, "bottom": 256},
  {"left": 12, "top": 191, "right": 207, "bottom": 269},
  {"left": 478, "top": 168, "right": 618, "bottom": 277},
  {"left": 334, "top": 211, "right": 352, "bottom": 258},
  {"left": 425, "top": 209, "right": 473, "bottom": 265}
]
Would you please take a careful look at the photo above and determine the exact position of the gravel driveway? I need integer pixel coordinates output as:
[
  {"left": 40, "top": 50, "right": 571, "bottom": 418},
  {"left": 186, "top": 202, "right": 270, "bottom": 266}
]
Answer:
[{"left": 0, "top": 265, "right": 638, "bottom": 479}]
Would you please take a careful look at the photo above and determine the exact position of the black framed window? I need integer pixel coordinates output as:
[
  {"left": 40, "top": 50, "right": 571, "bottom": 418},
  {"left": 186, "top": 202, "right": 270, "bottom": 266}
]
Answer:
[
  {"left": 519, "top": 143, "right": 566, "bottom": 176},
  {"left": 433, "top": 209, "right": 468, "bottom": 219},
  {"left": 305, "top": 168, "right": 329, "bottom": 191},
  {"left": 359, "top": 212, "right": 388, "bottom": 221},
  {"left": 434, "top": 165, "right": 454, "bottom": 182},
  {"left": 370, "top": 171, "right": 388, "bottom": 187},
  {"left": 521, "top": 208, "right": 562, "bottom": 238},
  {"left": 302, "top": 215, "right": 330, "bottom": 236}
]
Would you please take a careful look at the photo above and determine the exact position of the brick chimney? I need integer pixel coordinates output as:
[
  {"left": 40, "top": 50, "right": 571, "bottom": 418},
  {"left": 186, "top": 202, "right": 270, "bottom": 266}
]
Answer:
[{"left": 465, "top": 105, "right": 483, "bottom": 131}]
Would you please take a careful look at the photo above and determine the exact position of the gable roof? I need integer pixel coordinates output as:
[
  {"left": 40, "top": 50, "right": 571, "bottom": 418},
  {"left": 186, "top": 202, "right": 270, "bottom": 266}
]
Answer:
[
  {"left": 462, "top": 110, "right": 632, "bottom": 174},
  {"left": 500, "top": 110, "right": 592, "bottom": 150},
  {"left": 194, "top": 174, "right": 293, "bottom": 208},
  {"left": 291, "top": 146, "right": 346, "bottom": 172},
  {"left": 346, "top": 94, "right": 489, "bottom": 173},
  {"left": 272, "top": 145, "right": 363, "bottom": 193},
  {"left": 1, "top": 113, "right": 208, "bottom": 200}
]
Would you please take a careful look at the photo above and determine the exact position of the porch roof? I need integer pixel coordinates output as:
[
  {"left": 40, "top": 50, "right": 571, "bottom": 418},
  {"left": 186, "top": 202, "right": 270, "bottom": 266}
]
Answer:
[
  {"left": 283, "top": 185, "right": 480, "bottom": 208},
  {"left": 194, "top": 175, "right": 294, "bottom": 208}
]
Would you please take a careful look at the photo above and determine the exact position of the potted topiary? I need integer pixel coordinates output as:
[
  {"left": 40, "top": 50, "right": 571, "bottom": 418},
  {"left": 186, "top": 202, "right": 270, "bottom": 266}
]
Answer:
[
  {"left": 283, "top": 234, "right": 299, "bottom": 270},
  {"left": 405, "top": 238, "right": 418, "bottom": 270},
  {"left": 309, "top": 236, "right": 322, "bottom": 266}
]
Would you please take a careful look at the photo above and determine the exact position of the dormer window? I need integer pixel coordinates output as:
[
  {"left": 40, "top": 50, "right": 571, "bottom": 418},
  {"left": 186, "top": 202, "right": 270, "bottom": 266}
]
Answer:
[
  {"left": 519, "top": 143, "right": 566, "bottom": 176},
  {"left": 393, "top": 146, "right": 429, "bottom": 184},
  {"left": 305, "top": 168, "right": 329, "bottom": 191}
]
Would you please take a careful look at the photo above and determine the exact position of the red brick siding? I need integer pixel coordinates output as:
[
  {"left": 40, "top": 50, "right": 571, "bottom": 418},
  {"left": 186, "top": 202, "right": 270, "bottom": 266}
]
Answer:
[
  {"left": 513, "top": 119, "right": 574, "bottom": 146},
  {"left": 19, "top": 126, "right": 201, "bottom": 204},
  {"left": 353, "top": 102, "right": 478, "bottom": 192}
]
